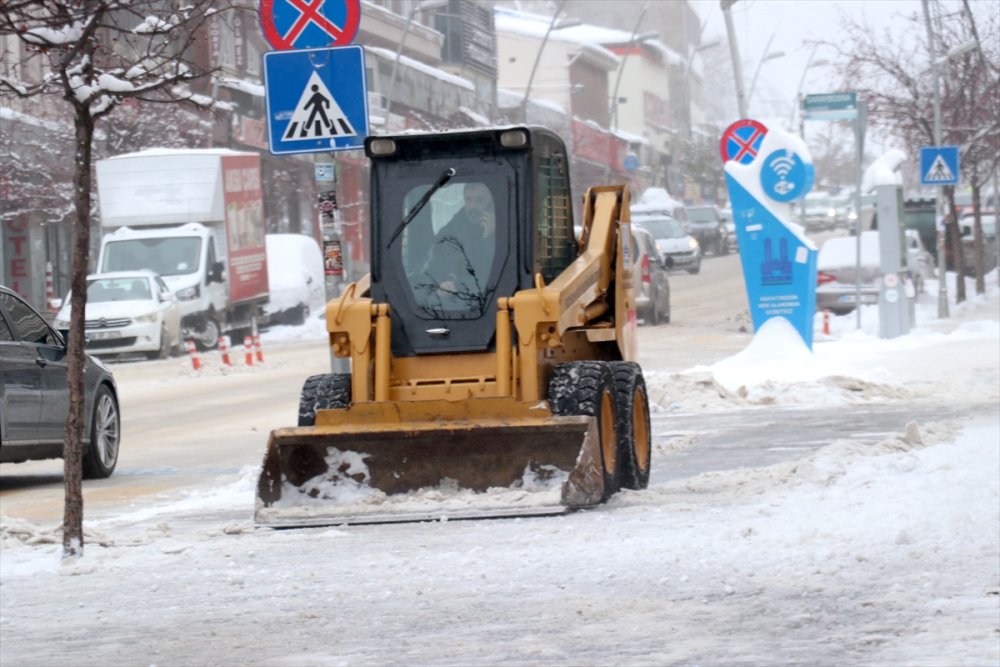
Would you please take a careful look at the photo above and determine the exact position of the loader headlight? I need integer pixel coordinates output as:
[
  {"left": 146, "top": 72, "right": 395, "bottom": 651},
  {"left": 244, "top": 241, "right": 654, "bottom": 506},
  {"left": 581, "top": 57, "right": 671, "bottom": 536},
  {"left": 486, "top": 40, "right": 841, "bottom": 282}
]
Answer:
[
  {"left": 500, "top": 129, "right": 528, "bottom": 148},
  {"left": 369, "top": 138, "right": 397, "bottom": 156}
]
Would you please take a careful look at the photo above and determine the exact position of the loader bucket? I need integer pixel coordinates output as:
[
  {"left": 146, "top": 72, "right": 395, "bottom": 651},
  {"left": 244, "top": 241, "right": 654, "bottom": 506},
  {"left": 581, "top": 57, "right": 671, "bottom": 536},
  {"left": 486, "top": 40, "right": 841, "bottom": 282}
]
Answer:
[{"left": 255, "top": 399, "right": 605, "bottom": 527}]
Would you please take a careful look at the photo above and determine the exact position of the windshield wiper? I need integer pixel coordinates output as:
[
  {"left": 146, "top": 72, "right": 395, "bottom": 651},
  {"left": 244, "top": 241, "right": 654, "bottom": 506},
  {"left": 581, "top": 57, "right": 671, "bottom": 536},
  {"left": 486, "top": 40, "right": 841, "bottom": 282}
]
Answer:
[{"left": 386, "top": 167, "right": 456, "bottom": 248}]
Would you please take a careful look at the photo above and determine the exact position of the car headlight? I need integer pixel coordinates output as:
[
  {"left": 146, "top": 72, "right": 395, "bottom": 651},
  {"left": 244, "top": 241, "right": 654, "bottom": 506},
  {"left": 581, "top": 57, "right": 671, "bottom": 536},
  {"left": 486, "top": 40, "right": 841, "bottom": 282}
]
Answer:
[
  {"left": 53, "top": 318, "right": 70, "bottom": 329},
  {"left": 176, "top": 286, "right": 199, "bottom": 301},
  {"left": 688, "top": 237, "right": 700, "bottom": 250},
  {"left": 827, "top": 208, "right": 836, "bottom": 218},
  {"left": 134, "top": 311, "right": 158, "bottom": 323}
]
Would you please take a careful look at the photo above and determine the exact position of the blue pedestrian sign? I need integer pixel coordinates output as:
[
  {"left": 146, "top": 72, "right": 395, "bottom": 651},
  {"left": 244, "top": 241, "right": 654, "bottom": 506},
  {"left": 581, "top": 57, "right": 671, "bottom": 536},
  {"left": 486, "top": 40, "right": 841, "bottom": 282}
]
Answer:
[
  {"left": 920, "top": 146, "right": 960, "bottom": 186},
  {"left": 263, "top": 46, "right": 369, "bottom": 155}
]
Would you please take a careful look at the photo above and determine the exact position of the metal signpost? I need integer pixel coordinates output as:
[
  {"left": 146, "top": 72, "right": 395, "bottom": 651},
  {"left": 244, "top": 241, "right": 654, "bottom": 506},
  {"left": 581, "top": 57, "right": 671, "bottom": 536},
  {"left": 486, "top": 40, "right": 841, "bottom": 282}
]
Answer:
[
  {"left": 258, "top": 0, "right": 365, "bottom": 373},
  {"left": 803, "top": 92, "right": 867, "bottom": 329}
]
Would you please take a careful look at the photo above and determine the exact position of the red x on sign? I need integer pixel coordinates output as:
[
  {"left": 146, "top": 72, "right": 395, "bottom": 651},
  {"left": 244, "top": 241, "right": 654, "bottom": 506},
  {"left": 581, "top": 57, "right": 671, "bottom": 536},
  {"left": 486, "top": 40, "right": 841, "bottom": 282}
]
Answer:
[{"left": 260, "top": 0, "right": 361, "bottom": 51}]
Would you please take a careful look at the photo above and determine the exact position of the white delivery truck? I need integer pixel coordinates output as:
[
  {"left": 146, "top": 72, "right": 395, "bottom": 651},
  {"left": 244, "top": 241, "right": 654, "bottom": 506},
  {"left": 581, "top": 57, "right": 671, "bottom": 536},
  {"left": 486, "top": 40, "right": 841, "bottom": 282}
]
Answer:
[{"left": 95, "top": 149, "right": 269, "bottom": 350}]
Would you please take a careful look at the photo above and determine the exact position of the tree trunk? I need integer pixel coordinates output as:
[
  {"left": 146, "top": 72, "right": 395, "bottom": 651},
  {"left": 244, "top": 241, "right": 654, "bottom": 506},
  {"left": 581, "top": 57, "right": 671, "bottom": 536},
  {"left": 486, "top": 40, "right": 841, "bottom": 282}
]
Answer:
[
  {"left": 971, "top": 178, "right": 985, "bottom": 296},
  {"left": 63, "top": 111, "right": 95, "bottom": 559},
  {"left": 946, "top": 187, "right": 966, "bottom": 303}
]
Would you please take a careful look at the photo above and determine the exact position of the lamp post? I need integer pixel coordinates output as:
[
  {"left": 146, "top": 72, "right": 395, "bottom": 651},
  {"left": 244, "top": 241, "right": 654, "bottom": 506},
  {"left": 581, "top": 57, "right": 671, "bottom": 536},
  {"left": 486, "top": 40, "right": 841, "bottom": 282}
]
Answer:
[
  {"left": 683, "top": 38, "right": 721, "bottom": 138},
  {"left": 922, "top": 0, "right": 950, "bottom": 318},
  {"left": 790, "top": 49, "right": 829, "bottom": 130},
  {"left": 520, "top": 2, "right": 581, "bottom": 122},
  {"left": 720, "top": 0, "right": 748, "bottom": 119},
  {"left": 747, "top": 50, "right": 786, "bottom": 114},
  {"left": 603, "top": 2, "right": 656, "bottom": 182}
]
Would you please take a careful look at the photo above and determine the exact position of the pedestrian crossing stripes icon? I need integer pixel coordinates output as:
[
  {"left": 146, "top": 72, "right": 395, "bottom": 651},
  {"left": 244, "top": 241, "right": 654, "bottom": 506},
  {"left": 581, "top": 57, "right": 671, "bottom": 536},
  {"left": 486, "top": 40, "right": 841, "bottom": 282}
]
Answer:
[
  {"left": 282, "top": 71, "right": 357, "bottom": 142},
  {"left": 923, "top": 154, "right": 955, "bottom": 183}
]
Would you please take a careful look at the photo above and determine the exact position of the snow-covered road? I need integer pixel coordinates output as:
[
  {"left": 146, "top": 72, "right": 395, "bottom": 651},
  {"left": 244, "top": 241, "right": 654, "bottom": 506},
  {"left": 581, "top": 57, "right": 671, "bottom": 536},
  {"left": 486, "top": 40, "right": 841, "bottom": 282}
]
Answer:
[{"left": 1, "top": 272, "right": 998, "bottom": 666}]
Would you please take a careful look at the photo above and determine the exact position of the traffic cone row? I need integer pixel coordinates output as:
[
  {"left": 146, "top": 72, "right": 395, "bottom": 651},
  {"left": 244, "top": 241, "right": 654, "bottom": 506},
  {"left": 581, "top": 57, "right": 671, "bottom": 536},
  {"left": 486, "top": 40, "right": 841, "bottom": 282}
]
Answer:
[{"left": 185, "top": 333, "right": 261, "bottom": 372}]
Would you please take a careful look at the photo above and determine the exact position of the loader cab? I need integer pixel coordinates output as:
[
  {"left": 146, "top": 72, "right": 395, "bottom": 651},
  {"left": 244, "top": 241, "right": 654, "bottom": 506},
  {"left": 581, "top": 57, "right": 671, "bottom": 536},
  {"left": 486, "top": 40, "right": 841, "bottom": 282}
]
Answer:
[{"left": 367, "top": 127, "right": 575, "bottom": 356}]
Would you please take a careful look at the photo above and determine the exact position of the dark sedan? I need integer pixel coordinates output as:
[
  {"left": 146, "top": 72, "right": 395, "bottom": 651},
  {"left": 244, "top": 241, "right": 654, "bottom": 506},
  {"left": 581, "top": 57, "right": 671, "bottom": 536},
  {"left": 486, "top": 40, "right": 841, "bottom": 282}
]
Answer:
[{"left": 0, "top": 285, "right": 121, "bottom": 477}]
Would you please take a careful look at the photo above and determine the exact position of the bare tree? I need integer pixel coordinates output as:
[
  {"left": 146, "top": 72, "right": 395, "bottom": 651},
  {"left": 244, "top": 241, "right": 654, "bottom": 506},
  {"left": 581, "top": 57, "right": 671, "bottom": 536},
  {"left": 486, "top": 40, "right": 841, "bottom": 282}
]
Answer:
[
  {"left": 0, "top": 0, "right": 232, "bottom": 558},
  {"left": 821, "top": 0, "right": 999, "bottom": 302}
]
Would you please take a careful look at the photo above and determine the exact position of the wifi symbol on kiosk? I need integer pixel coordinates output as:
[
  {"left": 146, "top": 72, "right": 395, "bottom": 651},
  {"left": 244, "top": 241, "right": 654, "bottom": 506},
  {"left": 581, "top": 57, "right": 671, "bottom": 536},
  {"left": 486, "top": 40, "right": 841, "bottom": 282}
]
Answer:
[{"left": 760, "top": 149, "right": 813, "bottom": 202}]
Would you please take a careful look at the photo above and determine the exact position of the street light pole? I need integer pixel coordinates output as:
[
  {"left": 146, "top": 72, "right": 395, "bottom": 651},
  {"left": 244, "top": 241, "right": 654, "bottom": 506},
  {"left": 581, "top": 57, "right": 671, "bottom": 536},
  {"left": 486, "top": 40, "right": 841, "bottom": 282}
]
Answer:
[
  {"left": 720, "top": 0, "right": 748, "bottom": 119},
  {"left": 747, "top": 50, "right": 785, "bottom": 113},
  {"left": 520, "top": 1, "right": 580, "bottom": 123},
  {"left": 922, "top": 0, "right": 950, "bottom": 319}
]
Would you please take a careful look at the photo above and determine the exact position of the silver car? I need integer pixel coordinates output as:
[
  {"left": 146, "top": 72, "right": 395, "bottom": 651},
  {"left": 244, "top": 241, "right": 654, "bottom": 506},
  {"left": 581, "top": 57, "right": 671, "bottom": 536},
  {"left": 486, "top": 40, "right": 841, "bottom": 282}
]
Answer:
[
  {"left": 633, "top": 214, "right": 702, "bottom": 274},
  {"left": 0, "top": 285, "right": 121, "bottom": 477},
  {"left": 631, "top": 226, "right": 671, "bottom": 325},
  {"left": 816, "top": 232, "right": 917, "bottom": 315}
]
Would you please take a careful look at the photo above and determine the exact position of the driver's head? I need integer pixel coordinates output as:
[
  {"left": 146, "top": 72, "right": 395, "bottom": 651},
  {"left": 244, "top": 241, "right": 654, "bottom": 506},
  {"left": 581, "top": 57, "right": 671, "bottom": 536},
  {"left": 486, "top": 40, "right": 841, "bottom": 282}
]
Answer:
[{"left": 463, "top": 182, "right": 493, "bottom": 215}]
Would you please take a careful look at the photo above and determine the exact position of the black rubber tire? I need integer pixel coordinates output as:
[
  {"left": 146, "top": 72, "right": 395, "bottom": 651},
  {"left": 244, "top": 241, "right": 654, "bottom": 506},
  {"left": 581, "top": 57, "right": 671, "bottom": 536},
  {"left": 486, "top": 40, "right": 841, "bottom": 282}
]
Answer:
[
  {"left": 548, "top": 361, "right": 622, "bottom": 499},
  {"left": 647, "top": 289, "right": 660, "bottom": 325},
  {"left": 610, "top": 361, "right": 651, "bottom": 490},
  {"left": 195, "top": 317, "right": 221, "bottom": 352},
  {"left": 298, "top": 373, "right": 352, "bottom": 426},
  {"left": 687, "top": 263, "right": 701, "bottom": 275},
  {"left": 83, "top": 385, "right": 120, "bottom": 479}
]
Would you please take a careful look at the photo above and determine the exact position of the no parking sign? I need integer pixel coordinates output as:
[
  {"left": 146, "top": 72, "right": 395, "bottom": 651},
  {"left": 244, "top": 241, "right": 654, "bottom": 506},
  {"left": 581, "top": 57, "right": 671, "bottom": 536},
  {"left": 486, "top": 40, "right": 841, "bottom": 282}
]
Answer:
[{"left": 260, "top": 0, "right": 361, "bottom": 50}]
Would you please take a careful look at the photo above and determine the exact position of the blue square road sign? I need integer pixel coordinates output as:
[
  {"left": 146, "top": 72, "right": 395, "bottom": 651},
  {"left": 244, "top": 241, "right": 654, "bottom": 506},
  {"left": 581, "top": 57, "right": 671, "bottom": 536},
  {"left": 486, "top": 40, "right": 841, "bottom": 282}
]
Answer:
[
  {"left": 264, "top": 45, "right": 369, "bottom": 155},
  {"left": 919, "top": 146, "right": 960, "bottom": 186}
]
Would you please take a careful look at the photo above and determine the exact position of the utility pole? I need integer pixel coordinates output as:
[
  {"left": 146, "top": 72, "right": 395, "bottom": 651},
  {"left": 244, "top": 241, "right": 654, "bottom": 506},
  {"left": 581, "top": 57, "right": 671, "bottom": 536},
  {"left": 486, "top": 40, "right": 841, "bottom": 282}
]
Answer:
[
  {"left": 922, "top": 0, "right": 950, "bottom": 318},
  {"left": 720, "top": 0, "right": 748, "bottom": 119}
]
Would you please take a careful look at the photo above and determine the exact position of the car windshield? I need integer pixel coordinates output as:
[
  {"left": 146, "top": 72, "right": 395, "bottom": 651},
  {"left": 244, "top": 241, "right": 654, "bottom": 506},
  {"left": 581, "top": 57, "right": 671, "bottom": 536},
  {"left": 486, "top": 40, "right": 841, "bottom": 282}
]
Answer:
[
  {"left": 635, "top": 217, "right": 686, "bottom": 239},
  {"left": 686, "top": 207, "right": 717, "bottom": 223},
  {"left": 86, "top": 277, "right": 152, "bottom": 303},
  {"left": 805, "top": 194, "right": 832, "bottom": 210},
  {"left": 101, "top": 237, "right": 202, "bottom": 276}
]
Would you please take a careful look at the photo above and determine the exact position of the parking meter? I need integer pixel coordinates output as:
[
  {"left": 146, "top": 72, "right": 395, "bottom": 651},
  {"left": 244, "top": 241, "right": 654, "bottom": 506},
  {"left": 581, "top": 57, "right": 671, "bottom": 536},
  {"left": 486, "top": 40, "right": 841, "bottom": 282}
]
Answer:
[{"left": 874, "top": 184, "right": 914, "bottom": 338}]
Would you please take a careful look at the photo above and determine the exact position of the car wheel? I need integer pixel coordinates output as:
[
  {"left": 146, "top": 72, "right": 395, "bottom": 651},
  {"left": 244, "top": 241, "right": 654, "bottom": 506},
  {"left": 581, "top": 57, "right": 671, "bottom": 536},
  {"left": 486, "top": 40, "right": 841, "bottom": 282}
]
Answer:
[
  {"left": 82, "top": 385, "right": 120, "bottom": 479},
  {"left": 291, "top": 303, "right": 309, "bottom": 326},
  {"left": 647, "top": 291, "right": 660, "bottom": 325},
  {"left": 687, "top": 263, "right": 701, "bottom": 275},
  {"left": 195, "top": 317, "right": 221, "bottom": 351},
  {"left": 148, "top": 324, "right": 171, "bottom": 360}
]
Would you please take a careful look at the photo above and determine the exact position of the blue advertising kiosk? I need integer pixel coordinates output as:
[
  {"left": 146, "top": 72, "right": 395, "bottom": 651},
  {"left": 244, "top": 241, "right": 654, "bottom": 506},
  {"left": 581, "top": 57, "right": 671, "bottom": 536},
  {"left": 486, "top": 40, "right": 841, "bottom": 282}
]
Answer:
[{"left": 721, "top": 121, "right": 819, "bottom": 349}]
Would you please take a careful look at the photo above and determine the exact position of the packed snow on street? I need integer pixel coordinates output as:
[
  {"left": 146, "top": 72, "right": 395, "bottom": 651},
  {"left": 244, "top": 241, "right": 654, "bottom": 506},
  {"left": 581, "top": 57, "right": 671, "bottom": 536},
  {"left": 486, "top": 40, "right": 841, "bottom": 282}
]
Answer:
[{"left": 1, "top": 273, "right": 998, "bottom": 667}]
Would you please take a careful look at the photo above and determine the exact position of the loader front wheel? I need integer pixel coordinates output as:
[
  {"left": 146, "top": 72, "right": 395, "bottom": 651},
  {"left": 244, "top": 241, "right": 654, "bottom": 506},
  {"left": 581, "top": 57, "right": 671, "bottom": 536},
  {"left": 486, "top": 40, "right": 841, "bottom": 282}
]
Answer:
[
  {"left": 611, "top": 362, "right": 651, "bottom": 490},
  {"left": 298, "top": 373, "right": 352, "bottom": 426},
  {"left": 548, "top": 361, "right": 622, "bottom": 499}
]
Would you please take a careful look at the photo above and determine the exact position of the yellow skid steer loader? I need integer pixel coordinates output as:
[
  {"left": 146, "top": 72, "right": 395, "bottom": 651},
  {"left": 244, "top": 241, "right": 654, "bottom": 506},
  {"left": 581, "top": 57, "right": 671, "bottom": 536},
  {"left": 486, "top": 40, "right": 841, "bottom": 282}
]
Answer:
[{"left": 256, "top": 127, "right": 650, "bottom": 527}]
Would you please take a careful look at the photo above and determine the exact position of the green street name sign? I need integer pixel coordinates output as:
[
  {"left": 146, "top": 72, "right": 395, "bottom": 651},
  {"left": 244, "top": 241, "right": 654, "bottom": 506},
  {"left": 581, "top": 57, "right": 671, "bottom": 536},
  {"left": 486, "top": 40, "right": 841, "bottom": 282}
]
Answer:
[{"left": 803, "top": 92, "right": 858, "bottom": 121}]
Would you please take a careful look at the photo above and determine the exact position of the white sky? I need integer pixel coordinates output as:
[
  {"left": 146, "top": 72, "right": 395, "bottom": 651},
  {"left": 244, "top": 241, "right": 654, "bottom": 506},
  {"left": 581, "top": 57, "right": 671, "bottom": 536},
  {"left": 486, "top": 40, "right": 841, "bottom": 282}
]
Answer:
[{"left": 696, "top": 0, "right": 925, "bottom": 121}]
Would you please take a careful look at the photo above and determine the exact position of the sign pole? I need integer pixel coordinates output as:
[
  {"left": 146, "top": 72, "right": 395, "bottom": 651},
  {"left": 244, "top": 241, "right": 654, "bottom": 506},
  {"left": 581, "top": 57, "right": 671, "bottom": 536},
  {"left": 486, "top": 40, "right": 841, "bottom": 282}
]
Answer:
[
  {"left": 854, "top": 100, "right": 866, "bottom": 330},
  {"left": 922, "top": 0, "right": 949, "bottom": 319}
]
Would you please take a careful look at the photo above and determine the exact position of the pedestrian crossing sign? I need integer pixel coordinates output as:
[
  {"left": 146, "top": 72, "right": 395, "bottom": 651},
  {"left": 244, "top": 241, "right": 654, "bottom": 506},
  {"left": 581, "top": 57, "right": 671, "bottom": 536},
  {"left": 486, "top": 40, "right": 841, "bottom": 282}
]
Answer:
[
  {"left": 264, "top": 45, "right": 369, "bottom": 155},
  {"left": 919, "top": 145, "right": 960, "bottom": 186}
]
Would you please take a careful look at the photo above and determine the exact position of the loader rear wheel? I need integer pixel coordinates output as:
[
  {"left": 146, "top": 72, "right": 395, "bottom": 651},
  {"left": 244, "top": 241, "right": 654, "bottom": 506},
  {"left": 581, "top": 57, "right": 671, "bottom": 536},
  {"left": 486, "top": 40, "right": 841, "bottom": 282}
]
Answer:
[
  {"left": 611, "top": 362, "right": 651, "bottom": 490},
  {"left": 548, "top": 361, "right": 622, "bottom": 499},
  {"left": 298, "top": 373, "right": 351, "bottom": 426}
]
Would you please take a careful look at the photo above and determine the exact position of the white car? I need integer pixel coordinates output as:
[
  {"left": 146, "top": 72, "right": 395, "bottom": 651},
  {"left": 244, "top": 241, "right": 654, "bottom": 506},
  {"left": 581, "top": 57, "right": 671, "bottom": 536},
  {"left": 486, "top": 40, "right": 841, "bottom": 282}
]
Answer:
[
  {"left": 264, "top": 234, "right": 326, "bottom": 326},
  {"left": 52, "top": 271, "right": 182, "bottom": 359}
]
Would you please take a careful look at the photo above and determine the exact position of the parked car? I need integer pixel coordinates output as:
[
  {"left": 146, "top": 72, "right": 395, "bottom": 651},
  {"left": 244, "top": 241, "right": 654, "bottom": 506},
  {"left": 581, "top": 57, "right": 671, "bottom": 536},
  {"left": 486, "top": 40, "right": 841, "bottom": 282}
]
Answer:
[
  {"left": 816, "top": 231, "right": 917, "bottom": 315},
  {"left": 905, "top": 229, "right": 936, "bottom": 292},
  {"left": 803, "top": 191, "right": 839, "bottom": 230},
  {"left": 52, "top": 270, "right": 182, "bottom": 360},
  {"left": 685, "top": 205, "right": 730, "bottom": 255},
  {"left": 631, "top": 225, "right": 671, "bottom": 325},
  {"left": 633, "top": 214, "right": 702, "bottom": 274},
  {"left": 0, "top": 285, "right": 121, "bottom": 477},
  {"left": 264, "top": 234, "right": 326, "bottom": 326}
]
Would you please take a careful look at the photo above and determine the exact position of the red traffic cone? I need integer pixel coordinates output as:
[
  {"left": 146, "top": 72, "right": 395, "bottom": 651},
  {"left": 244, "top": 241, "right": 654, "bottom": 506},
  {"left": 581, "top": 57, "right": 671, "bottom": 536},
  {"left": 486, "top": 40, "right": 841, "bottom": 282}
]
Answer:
[
  {"left": 244, "top": 336, "right": 254, "bottom": 366},
  {"left": 185, "top": 339, "right": 202, "bottom": 371},
  {"left": 254, "top": 334, "right": 264, "bottom": 363},
  {"left": 822, "top": 309, "right": 831, "bottom": 336},
  {"left": 218, "top": 335, "right": 232, "bottom": 366}
]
